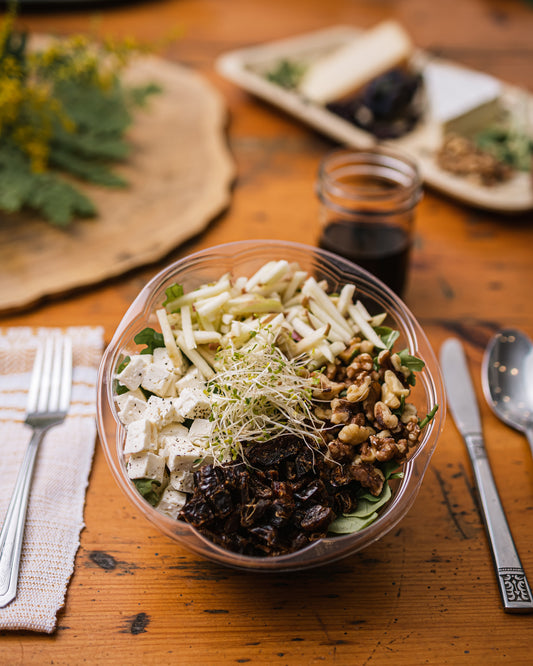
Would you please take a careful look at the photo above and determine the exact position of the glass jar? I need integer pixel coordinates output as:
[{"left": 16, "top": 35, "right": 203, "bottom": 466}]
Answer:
[{"left": 316, "top": 147, "right": 422, "bottom": 296}]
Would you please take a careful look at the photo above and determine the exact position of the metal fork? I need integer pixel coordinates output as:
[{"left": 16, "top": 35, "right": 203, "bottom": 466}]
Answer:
[{"left": 0, "top": 335, "right": 72, "bottom": 608}]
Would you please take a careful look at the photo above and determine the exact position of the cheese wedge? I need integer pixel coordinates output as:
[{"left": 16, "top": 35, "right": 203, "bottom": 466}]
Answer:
[
  {"left": 299, "top": 20, "right": 413, "bottom": 104},
  {"left": 423, "top": 61, "right": 502, "bottom": 135}
]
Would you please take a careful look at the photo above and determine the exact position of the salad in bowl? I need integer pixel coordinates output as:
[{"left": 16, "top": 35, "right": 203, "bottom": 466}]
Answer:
[{"left": 97, "top": 240, "right": 444, "bottom": 571}]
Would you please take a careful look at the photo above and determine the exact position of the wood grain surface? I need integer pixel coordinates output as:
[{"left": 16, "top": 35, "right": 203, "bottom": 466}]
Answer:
[{"left": 1, "top": 0, "right": 533, "bottom": 664}]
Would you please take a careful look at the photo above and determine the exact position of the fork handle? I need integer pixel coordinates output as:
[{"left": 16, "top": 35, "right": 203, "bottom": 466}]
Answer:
[{"left": 0, "top": 428, "right": 45, "bottom": 608}]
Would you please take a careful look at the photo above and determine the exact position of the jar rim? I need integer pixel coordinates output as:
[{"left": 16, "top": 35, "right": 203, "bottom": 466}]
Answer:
[{"left": 317, "top": 147, "right": 422, "bottom": 212}]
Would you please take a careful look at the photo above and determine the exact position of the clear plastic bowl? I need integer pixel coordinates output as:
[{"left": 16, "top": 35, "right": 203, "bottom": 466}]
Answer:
[{"left": 97, "top": 240, "right": 445, "bottom": 572}]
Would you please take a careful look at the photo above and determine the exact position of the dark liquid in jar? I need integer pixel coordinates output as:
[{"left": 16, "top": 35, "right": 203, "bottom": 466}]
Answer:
[{"left": 319, "top": 220, "right": 410, "bottom": 295}]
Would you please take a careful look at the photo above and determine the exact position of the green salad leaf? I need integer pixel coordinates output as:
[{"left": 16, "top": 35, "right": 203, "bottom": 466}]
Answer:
[
  {"left": 133, "top": 478, "right": 162, "bottom": 506},
  {"left": 375, "top": 326, "right": 400, "bottom": 350},
  {"left": 134, "top": 327, "right": 165, "bottom": 354},
  {"left": 162, "top": 283, "right": 184, "bottom": 309},
  {"left": 328, "top": 461, "right": 403, "bottom": 534},
  {"left": 397, "top": 349, "right": 425, "bottom": 372}
]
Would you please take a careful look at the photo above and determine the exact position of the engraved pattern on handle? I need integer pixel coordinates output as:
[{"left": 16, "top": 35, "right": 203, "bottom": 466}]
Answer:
[{"left": 499, "top": 569, "right": 533, "bottom": 605}]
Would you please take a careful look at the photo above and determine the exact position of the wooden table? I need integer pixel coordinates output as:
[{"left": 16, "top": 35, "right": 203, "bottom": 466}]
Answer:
[{"left": 2, "top": 0, "right": 533, "bottom": 662}]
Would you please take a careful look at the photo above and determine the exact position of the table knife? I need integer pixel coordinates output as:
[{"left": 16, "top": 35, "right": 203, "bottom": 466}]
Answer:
[{"left": 440, "top": 337, "right": 533, "bottom": 613}]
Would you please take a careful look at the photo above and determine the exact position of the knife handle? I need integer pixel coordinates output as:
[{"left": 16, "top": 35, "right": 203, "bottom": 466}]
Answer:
[{"left": 465, "top": 433, "right": 533, "bottom": 613}]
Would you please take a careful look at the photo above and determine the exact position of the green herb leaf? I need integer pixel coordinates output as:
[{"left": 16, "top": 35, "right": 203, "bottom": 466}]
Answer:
[
  {"left": 265, "top": 59, "right": 306, "bottom": 90},
  {"left": 328, "top": 484, "right": 392, "bottom": 534},
  {"left": 419, "top": 404, "right": 439, "bottom": 429},
  {"left": 133, "top": 478, "right": 162, "bottom": 506},
  {"left": 162, "top": 283, "right": 184, "bottom": 309},
  {"left": 134, "top": 327, "right": 165, "bottom": 354},
  {"left": 375, "top": 326, "right": 400, "bottom": 350},
  {"left": 397, "top": 349, "right": 425, "bottom": 372}
]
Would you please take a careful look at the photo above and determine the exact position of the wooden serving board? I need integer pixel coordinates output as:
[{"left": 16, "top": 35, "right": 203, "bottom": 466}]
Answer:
[{"left": 0, "top": 55, "right": 235, "bottom": 314}]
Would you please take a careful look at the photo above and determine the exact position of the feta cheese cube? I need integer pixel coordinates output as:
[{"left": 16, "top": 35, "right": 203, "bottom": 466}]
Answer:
[
  {"left": 117, "top": 394, "right": 148, "bottom": 425},
  {"left": 141, "top": 363, "right": 174, "bottom": 397},
  {"left": 157, "top": 487, "right": 187, "bottom": 519},
  {"left": 124, "top": 419, "right": 157, "bottom": 454},
  {"left": 145, "top": 396, "right": 181, "bottom": 428},
  {"left": 115, "top": 387, "right": 147, "bottom": 412},
  {"left": 127, "top": 451, "right": 165, "bottom": 484},
  {"left": 153, "top": 346, "right": 175, "bottom": 372},
  {"left": 116, "top": 354, "right": 152, "bottom": 391},
  {"left": 176, "top": 367, "right": 204, "bottom": 393},
  {"left": 174, "top": 387, "right": 211, "bottom": 420},
  {"left": 158, "top": 422, "right": 190, "bottom": 445},
  {"left": 169, "top": 469, "right": 195, "bottom": 493},
  {"left": 188, "top": 418, "right": 214, "bottom": 445},
  {"left": 165, "top": 438, "right": 202, "bottom": 472}
]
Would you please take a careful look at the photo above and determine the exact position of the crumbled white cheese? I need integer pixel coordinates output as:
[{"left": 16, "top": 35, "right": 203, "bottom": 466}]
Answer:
[
  {"left": 176, "top": 366, "right": 204, "bottom": 393},
  {"left": 157, "top": 486, "right": 187, "bottom": 519},
  {"left": 144, "top": 396, "right": 181, "bottom": 428},
  {"left": 127, "top": 451, "right": 165, "bottom": 484},
  {"left": 153, "top": 346, "right": 176, "bottom": 373},
  {"left": 166, "top": 438, "right": 203, "bottom": 472},
  {"left": 169, "top": 468, "right": 195, "bottom": 493},
  {"left": 116, "top": 355, "right": 152, "bottom": 391},
  {"left": 188, "top": 418, "right": 214, "bottom": 444},
  {"left": 174, "top": 387, "right": 211, "bottom": 420},
  {"left": 141, "top": 363, "right": 175, "bottom": 397},
  {"left": 117, "top": 394, "right": 148, "bottom": 425},
  {"left": 124, "top": 419, "right": 157, "bottom": 455},
  {"left": 115, "top": 387, "right": 147, "bottom": 412}
]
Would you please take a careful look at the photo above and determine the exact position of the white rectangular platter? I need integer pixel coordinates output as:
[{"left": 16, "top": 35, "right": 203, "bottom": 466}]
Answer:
[{"left": 216, "top": 25, "right": 533, "bottom": 213}]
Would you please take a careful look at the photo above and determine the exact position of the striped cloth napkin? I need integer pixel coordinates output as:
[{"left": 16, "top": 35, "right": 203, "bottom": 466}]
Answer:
[{"left": 0, "top": 326, "right": 104, "bottom": 633}]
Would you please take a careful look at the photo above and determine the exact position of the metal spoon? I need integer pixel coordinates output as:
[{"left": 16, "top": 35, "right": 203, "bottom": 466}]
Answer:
[{"left": 482, "top": 328, "right": 533, "bottom": 456}]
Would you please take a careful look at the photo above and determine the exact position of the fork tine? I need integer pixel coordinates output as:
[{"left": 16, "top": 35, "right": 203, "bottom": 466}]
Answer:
[
  {"left": 59, "top": 336, "right": 73, "bottom": 413},
  {"left": 48, "top": 336, "right": 64, "bottom": 413},
  {"left": 26, "top": 342, "right": 45, "bottom": 415},
  {"left": 37, "top": 337, "right": 54, "bottom": 413}
]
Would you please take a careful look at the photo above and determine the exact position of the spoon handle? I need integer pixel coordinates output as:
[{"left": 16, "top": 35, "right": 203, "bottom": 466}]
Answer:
[{"left": 465, "top": 433, "right": 533, "bottom": 613}]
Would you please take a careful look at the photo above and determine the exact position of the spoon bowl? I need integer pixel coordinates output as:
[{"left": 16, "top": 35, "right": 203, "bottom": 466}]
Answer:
[{"left": 482, "top": 328, "right": 533, "bottom": 456}]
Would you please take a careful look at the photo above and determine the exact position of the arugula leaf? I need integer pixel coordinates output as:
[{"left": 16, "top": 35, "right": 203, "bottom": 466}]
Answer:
[
  {"left": 328, "top": 484, "right": 392, "bottom": 534},
  {"left": 116, "top": 355, "right": 130, "bottom": 373},
  {"left": 134, "top": 327, "right": 165, "bottom": 354},
  {"left": 397, "top": 349, "right": 425, "bottom": 372},
  {"left": 162, "top": 283, "right": 184, "bottom": 309},
  {"left": 374, "top": 326, "right": 400, "bottom": 350},
  {"left": 133, "top": 478, "right": 162, "bottom": 506},
  {"left": 419, "top": 404, "right": 439, "bottom": 429},
  {"left": 328, "top": 460, "right": 402, "bottom": 535}
]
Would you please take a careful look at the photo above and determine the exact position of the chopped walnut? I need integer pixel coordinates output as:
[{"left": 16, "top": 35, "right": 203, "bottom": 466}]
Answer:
[
  {"left": 400, "top": 402, "right": 418, "bottom": 424},
  {"left": 437, "top": 133, "right": 512, "bottom": 186},
  {"left": 311, "top": 373, "right": 345, "bottom": 400},
  {"left": 349, "top": 461, "right": 385, "bottom": 496},
  {"left": 362, "top": 380, "right": 381, "bottom": 421},
  {"left": 346, "top": 374, "right": 372, "bottom": 403},
  {"left": 391, "top": 353, "right": 411, "bottom": 379},
  {"left": 327, "top": 438, "right": 354, "bottom": 462},
  {"left": 346, "top": 352, "right": 374, "bottom": 379},
  {"left": 338, "top": 422, "right": 374, "bottom": 446},
  {"left": 338, "top": 339, "right": 361, "bottom": 364},
  {"left": 314, "top": 405, "right": 332, "bottom": 421},
  {"left": 374, "top": 401, "right": 399, "bottom": 430},
  {"left": 330, "top": 398, "right": 351, "bottom": 425}
]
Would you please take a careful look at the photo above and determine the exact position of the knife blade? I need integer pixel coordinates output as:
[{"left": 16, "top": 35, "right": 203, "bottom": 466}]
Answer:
[{"left": 440, "top": 337, "right": 533, "bottom": 613}]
